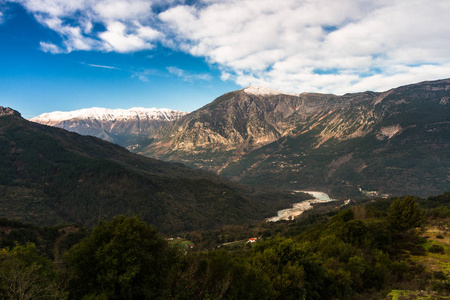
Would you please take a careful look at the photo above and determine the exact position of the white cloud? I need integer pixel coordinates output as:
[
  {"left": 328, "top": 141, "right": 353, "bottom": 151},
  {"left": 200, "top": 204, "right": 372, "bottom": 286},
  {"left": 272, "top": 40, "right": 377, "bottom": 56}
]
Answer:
[
  {"left": 11, "top": 0, "right": 450, "bottom": 94},
  {"left": 136, "top": 22, "right": 161, "bottom": 40},
  {"left": 131, "top": 72, "right": 149, "bottom": 82},
  {"left": 15, "top": 0, "right": 162, "bottom": 53},
  {"left": 83, "top": 62, "right": 157, "bottom": 82},
  {"left": 15, "top": 0, "right": 86, "bottom": 17},
  {"left": 0, "top": 4, "right": 12, "bottom": 24},
  {"left": 167, "top": 66, "right": 212, "bottom": 82},
  {"left": 99, "top": 21, "right": 155, "bottom": 52},
  {"left": 93, "top": 0, "right": 151, "bottom": 21},
  {"left": 159, "top": 0, "right": 450, "bottom": 94},
  {"left": 40, "top": 41, "right": 63, "bottom": 54},
  {"left": 130, "top": 69, "right": 162, "bottom": 82},
  {"left": 342, "top": 63, "right": 450, "bottom": 94},
  {"left": 87, "top": 63, "right": 121, "bottom": 70}
]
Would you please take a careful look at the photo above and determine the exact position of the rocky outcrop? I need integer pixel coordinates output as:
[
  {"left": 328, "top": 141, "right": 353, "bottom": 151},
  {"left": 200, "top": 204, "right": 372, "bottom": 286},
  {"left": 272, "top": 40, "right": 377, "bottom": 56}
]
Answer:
[
  {"left": 141, "top": 86, "right": 381, "bottom": 165},
  {"left": 144, "top": 88, "right": 329, "bottom": 158},
  {"left": 0, "top": 107, "right": 21, "bottom": 117}
]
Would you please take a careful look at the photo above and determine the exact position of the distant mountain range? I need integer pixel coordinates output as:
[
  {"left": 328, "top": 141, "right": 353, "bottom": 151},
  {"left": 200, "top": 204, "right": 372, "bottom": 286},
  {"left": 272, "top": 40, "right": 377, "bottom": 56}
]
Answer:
[
  {"left": 139, "top": 79, "right": 450, "bottom": 197},
  {"left": 30, "top": 79, "right": 450, "bottom": 198},
  {"left": 30, "top": 107, "right": 187, "bottom": 149},
  {"left": 1, "top": 107, "right": 308, "bottom": 233}
]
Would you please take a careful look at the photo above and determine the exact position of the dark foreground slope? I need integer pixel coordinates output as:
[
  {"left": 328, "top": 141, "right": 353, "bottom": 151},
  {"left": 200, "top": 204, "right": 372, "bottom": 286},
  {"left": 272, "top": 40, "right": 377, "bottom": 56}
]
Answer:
[{"left": 0, "top": 108, "right": 308, "bottom": 233}]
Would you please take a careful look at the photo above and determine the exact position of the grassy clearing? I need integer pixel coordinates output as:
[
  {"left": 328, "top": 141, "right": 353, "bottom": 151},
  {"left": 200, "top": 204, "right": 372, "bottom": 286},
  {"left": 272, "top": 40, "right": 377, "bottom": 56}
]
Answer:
[
  {"left": 394, "top": 224, "right": 450, "bottom": 299},
  {"left": 413, "top": 226, "right": 450, "bottom": 275},
  {"left": 386, "top": 289, "right": 450, "bottom": 299},
  {"left": 167, "top": 238, "right": 194, "bottom": 250}
]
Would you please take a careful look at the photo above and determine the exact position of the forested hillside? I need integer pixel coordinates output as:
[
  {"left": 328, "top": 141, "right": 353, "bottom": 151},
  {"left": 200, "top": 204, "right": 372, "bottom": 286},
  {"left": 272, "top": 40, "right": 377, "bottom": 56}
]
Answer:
[
  {"left": 1, "top": 192, "right": 450, "bottom": 299},
  {"left": 0, "top": 110, "right": 308, "bottom": 233}
]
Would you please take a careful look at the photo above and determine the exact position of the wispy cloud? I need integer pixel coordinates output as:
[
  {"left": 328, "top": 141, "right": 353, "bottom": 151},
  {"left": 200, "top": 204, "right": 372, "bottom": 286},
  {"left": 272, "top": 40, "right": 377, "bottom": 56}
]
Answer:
[
  {"left": 40, "top": 41, "right": 64, "bottom": 54},
  {"left": 167, "top": 66, "right": 211, "bottom": 82},
  {"left": 131, "top": 68, "right": 164, "bottom": 82},
  {"left": 84, "top": 62, "right": 156, "bottom": 82},
  {"left": 9, "top": 0, "right": 450, "bottom": 94},
  {"left": 87, "top": 63, "right": 122, "bottom": 70},
  {"left": 131, "top": 72, "right": 149, "bottom": 82},
  {"left": 0, "top": 5, "right": 13, "bottom": 24}
]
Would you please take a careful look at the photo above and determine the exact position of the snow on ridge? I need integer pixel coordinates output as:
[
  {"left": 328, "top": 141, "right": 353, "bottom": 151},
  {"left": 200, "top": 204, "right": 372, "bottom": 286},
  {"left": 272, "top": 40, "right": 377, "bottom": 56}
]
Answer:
[
  {"left": 30, "top": 107, "right": 188, "bottom": 124},
  {"left": 244, "top": 86, "right": 299, "bottom": 97}
]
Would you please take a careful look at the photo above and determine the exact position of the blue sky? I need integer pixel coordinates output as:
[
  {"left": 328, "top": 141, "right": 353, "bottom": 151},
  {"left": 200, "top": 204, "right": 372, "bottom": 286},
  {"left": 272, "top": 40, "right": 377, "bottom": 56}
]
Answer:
[
  {"left": 1, "top": 0, "right": 449, "bottom": 119},
  {"left": 0, "top": 2, "right": 239, "bottom": 118}
]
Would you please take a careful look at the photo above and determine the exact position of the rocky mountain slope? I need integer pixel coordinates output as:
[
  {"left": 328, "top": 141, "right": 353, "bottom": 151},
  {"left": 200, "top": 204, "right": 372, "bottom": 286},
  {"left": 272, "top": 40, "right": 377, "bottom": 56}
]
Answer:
[
  {"left": 140, "top": 79, "right": 450, "bottom": 197},
  {"left": 0, "top": 106, "right": 21, "bottom": 117},
  {"left": 141, "top": 86, "right": 330, "bottom": 168},
  {"left": 0, "top": 109, "right": 308, "bottom": 233},
  {"left": 30, "top": 107, "right": 187, "bottom": 149}
]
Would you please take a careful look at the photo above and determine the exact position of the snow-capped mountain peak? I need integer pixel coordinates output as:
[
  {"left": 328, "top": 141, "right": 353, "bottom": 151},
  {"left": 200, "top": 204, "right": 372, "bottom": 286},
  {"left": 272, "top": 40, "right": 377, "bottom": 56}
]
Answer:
[
  {"left": 30, "top": 107, "right": 187, "bottom": 124},
  {"left": 244, "top": 85, "right": 299, "bottom": 97},
  {"left": 29, "top": 107, "right": 188, "bottom": 148}
]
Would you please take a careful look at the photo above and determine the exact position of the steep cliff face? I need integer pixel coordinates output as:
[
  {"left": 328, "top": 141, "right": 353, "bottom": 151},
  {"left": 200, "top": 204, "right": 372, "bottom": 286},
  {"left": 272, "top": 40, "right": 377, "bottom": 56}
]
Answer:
[
  {"left": 140, "top": 86, "right": 380, "bottom": 167},
  {"left": 141, "top": 79, "right": 450, "bottom": 197},
  {"left": 142, "top": 87, "right": 335, "bottom": 162},
  {"left": 30, "top": 107, "right": 187, "bottom": 149},
  {"left": 159, "top": 90, "right": 282, "bottom": 146}
]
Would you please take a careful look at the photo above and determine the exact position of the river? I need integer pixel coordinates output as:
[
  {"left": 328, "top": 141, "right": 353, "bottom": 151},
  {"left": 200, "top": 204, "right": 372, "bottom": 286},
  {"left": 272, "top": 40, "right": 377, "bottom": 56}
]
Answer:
[{"left": 267, "top": 191, "right": 335, "bottom": 222}]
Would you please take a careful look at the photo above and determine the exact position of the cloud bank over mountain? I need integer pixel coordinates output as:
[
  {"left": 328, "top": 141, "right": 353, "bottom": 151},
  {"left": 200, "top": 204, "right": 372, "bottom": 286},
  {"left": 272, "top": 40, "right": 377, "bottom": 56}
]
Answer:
[{"left": 8, "top": 0, "right": 450, "bottom": 94}]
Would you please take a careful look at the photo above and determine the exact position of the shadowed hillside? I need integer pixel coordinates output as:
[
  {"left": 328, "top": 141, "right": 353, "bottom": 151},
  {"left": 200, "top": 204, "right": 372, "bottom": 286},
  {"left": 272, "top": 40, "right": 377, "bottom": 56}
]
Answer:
[{"left": 0, "top": 108, "right": 309, "bottom": 233}]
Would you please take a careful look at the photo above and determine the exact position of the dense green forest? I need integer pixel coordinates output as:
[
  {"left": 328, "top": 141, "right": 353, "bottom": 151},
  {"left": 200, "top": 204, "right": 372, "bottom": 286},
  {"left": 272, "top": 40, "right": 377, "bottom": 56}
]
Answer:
[{"left": 1, "top": 192, "right": 450, "bottom": 299}]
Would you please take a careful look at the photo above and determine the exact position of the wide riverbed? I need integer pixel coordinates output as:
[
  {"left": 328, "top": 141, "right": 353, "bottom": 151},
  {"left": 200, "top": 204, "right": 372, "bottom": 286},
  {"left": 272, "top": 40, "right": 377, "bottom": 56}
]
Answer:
[{"left": 267, "top": 191, "right": 334, "bottom": 222}]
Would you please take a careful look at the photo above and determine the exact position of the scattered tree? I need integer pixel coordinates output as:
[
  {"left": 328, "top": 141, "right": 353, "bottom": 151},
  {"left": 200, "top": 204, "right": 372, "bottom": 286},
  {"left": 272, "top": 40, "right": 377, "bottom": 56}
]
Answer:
[{"left": 388, "top": 196, "right": 424, "bottom": 231}]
